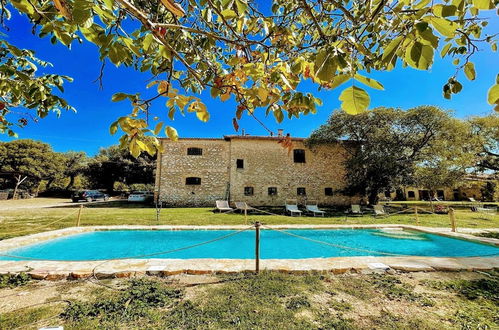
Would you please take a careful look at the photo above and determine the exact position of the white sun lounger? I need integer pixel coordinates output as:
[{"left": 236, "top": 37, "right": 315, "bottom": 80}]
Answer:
[
  {"left": 215, "top": 200, "right": 233, "bottom": 212},
  {"left": 234, "top": 202, "right": 255, "bottom": 212},
  {"left": 285, "top": 199, "right": 302, "bottom": 216},
  {"left": 306, "top": 201, "right": 325, "bottom": 217},
  {"left": 373, "top": 204, "right": 387, "bottom": 217}
]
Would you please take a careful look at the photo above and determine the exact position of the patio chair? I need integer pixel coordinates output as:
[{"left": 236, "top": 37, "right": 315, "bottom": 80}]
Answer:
[
  {"left": 350, "top": 204, "right": 363, "bottom": 216},
  {"left": 215, "top": 200, "right": 233, "bottom": 213},
  {"left": 373, "top": 204, "right": 387, "bottom": 217},
  {"left": 234, "top": 202, "right": 256, "bottom": 213},
  {"left": 305, "top": 200, "right": 325, "bottom": 217},
  {"left": 285, "top": 199, "right": 302, "bottom": 216}
]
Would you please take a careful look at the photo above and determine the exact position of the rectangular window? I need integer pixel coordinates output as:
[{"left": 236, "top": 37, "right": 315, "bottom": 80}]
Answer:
[
  {"left": 244, "top": 187, "right": 254, "bottom": 196},
  {"left": 325, "top": 187, "right": 333, "bottom": 196},
  {"left": 185, "top": 177, "right": 201, "bottom": 185},
  {"left": 297, "top": 187, "right": 306, "bottom": 196},
  {"left": 384, "top": 190, "right": 391, "bottom": 198},
  {"left": 236, "top": 159, "right": 244, "bottom": 169},
  {"left": 293, "top": 149, "right": 306, "bottom": 163},
  {"left": 407, "top": 191, "right": 415, "bottom": 198},
  {"left": 187, "top": 147, "right": 203, "bottom": 156},
  {"left": 268, "top": 187, "right": 277, "bottom": 196}
]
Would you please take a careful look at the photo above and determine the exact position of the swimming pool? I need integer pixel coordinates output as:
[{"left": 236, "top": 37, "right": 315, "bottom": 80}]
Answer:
[{"left": 1, "top": 228, "right": 497, "bottom": 261}]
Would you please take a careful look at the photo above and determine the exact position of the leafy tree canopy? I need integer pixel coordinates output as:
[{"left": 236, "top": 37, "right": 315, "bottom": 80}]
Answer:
[
  {"left": 307, "top": 106, "right": 480, "bottom": 204},
  {"left": 85, "top": 145, "right": 155, "bottom": 192},
  {"left": 470, "top": 113, "right": 499, "bottom": 171},
  {"left": 1, "top": 0, "right": 498, "bottom": 156},
  {"left": 0, "top": 139, "right": 66, "bottom": 197}
]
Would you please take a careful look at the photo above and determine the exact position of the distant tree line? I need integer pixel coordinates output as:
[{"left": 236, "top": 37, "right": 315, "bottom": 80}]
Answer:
[
  {"left": 307, "top": 106, "right": 498, "bottom": 204},
  {"left": 0, "top": 141, "right": 156, "bottom": 198}
]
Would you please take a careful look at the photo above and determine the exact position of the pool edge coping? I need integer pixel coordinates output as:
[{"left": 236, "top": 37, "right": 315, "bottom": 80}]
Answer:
[{"left": 0, "top": 224, "right": 498, "bottom": 279}]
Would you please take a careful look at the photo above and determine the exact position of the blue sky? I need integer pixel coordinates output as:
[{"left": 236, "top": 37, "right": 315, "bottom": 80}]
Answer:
[{"left": 1, "top": 8, "right": 498, "bottom": 155}]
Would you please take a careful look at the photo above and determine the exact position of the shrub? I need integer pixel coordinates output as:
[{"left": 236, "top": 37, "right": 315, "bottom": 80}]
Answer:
[{"left": 0, "top": 272, "right": 31, "bottom": 288}]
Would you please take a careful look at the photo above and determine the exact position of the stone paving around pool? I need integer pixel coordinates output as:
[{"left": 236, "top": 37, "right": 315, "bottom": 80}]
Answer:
[{"left": 0, "top": 224, "right": 497, "bottom": 280}]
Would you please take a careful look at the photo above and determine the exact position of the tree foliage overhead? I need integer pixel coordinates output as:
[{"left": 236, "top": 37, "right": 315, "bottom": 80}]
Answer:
[
  {"left": 307, "top": 106, "right": 480, "bottom": 204},
  {"left": 1, "top": 0, "right": 498, "bottom": 156}
]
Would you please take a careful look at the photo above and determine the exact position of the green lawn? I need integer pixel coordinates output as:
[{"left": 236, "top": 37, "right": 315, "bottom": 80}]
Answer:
[
  {"left": 0, "top": 200, "right": 497, "bottom": 240},
  {"left": 1, "top": 271, "right": 498, "bottom": 329}
]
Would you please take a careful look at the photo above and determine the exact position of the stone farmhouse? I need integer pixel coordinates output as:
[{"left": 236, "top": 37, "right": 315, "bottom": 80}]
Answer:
[{"left": 154, "top": 132, "right": 360, "bottom": 207}]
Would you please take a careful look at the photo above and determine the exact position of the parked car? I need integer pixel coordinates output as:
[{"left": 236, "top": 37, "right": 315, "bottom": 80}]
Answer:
[
  {"left": 127, "top": 191, "right": 154, "bottom": 203},
  {"left": 72, "top": 190, "right": 109, "bottom": 202}
]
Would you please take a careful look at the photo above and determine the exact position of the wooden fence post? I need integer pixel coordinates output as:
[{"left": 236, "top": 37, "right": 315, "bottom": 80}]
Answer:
[
  {"left": 414, "top": 206, "right": 419, "bottom": 225},
  {"left": 76, "top": 204, "right": 83, "bottom": 227},
  {"left": 449, "top": 208, "right": 457, "bottom": 232},
  {"left": 255, "top": 221, "right": 261, "bottom": 274}
]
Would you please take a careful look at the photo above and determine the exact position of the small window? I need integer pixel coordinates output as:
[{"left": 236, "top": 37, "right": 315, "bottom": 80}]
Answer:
[
  {"left": 244, "top": 187, "right": 254, "bottom": 196},
  {"left": 297, "top": 187, "right": 306, "bottom": 196},
  {"left": 236, "top": 159, "right": 244, "bottom": 169},
  {"left": 325, "top": 187, "right": 333, "bottom": 196},
  {"left": 268, "top": 187, "right": 278, "bottom": 196},
  {"left": 185, "top": 177, "right": 201, "bottom": 185},
  {"left": 187, "top": 147, "right": 203, "bottom": 156},
  {"left": 384, "top": 190, "right": 391, "bottom": 198},
  {"left": 407, "top": 191, "right": 415, "bottom": 198},
  {"left": 293, "top": 149, "right": 306, "bottom": 163}
]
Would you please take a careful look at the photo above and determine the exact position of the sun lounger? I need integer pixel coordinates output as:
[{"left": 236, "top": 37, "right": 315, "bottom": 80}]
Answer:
[
  {"left": 349, "top": 204, "right": 363, "bottom": 216},
  {"left": 215, "top": 200, "right": 233, "bottom": 213},
  {"left": 373, "top": 204, "right": 387, "bottom": 217},
  {"left": 234, "top": 202, "right": 255, "bottom": 212},
  {"left": 305, "top": 201, "right": 325, "bottom": 217},
  {"left": 285, "top": 199, "right": 302, "bottom": 216}
]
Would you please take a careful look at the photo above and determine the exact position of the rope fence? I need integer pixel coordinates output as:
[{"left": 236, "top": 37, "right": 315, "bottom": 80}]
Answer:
[{"left": 1, "top": 222, "right": 498, "bottom": 277}]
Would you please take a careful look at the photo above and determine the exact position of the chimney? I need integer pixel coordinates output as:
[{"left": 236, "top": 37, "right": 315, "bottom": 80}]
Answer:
[
  {"left": 277, "top": 129, "right": 283, "bottom": 137},
  {"left": 241, "top": 128, "right": 245, "bottom": 136}
]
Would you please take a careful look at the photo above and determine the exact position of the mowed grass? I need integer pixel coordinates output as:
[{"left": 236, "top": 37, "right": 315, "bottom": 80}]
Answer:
[
  {"left": 0, "top": 199, "right": 497, "bottom": 240},
  {"left": 0, "top": 271, "right": 498, "bottom": 329}
]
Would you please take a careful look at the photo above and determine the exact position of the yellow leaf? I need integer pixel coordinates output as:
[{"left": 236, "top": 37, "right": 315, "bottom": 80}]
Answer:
[
  {"left": 257, "top": 88, "right": 268, "bottom": 102},
  {"left": 220, "top": 93, "right": 231, "bottom": 102},
  {"left": 165, "top": 126, "right": 179, "bottom": 141},
  {"left": 196, "top": 110, "right": 210, "bottom": 122},
  {"left": 159, "top": 0, "right": 185, "bottom": 17}
]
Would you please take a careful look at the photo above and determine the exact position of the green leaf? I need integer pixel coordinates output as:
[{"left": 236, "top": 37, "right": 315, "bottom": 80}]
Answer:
[
  {"left": 339, "top": 86, "right": 370, "bottom": 115},
  {"left": 273, "top": 107, "right": 284, "bottom": 123},
  {"left": 354, "top": 74, "right": 384, "bottom": 90},
  {"left": 433, "top": 4, "right": 457, "bottom": 17},
  {"left": 427, "top": 17, "right": 458, "bottom": 37},
  {"left": 440, "top": 43, "right": 452, "bottom": 58},
  {"left": 165, "top": 126, "right": 179, "bottom": 141},
  {"left": 111, "top": 92, "right": 129, "bottom": 102},
  {"left": 329, "top": 74, "right": 351, "bottom": 90},
  {"left": 405, "top": 42, "right": 434, "bottom": 70},
  {"left": 314, "top": 50, "right": 337, "bottom": 82},
  {"left": 472, "top": 0, "right": 494, "bottom": 10},
  {"left": 381, "top": 36, "right": 404, "bottom": 66},
  {"left": 488, "top": 84, "right": 499, "bottom": 105},
  {"left": 220, "top": 9, "right": 237, "bottom": 19},
  {"left": 153, "top": 122, "right": 163, "bottom": 135},
  {"left": 109, "top": 121, "right": 119, "bottom": 135},
  {"left": 464, "top": 62, "right": 476, "bottom": 81}
]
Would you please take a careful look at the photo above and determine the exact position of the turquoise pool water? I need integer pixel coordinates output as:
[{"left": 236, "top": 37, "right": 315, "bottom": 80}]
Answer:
[{"left": 1, "top": 229, "right": 498, "bottom": 261}]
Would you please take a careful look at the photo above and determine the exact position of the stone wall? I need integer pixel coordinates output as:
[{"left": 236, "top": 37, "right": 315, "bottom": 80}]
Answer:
[
  {"left": 155, "top": 136, "right": 358, "bottom": 207},
  {"left": 228, "top": 137, "right": 356, "bottom": 206},
  {"left": 156, "top": 139, "right": 230, "bottom": 206}
]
